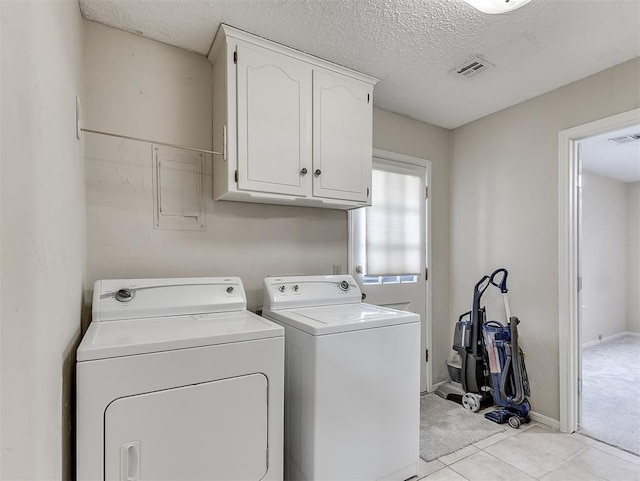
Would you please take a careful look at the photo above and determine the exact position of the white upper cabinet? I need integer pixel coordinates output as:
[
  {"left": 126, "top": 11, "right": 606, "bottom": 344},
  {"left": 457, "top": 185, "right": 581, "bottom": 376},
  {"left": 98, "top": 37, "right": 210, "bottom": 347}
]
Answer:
[
  {"left": 313, "top": 70, "right": 373, "bottom": 203},
  {"left": 236, "top": 41, "right": 311, "bottom": 197},
  {"left": 209, "top": 25, "right": 378, "bottom": 210}
]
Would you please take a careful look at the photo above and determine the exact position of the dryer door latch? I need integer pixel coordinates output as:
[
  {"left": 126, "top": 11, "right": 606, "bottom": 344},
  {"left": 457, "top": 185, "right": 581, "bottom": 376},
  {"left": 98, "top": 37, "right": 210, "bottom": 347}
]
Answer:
[{"left": 121, "top": 441, "right": 140, "bottom": 481}]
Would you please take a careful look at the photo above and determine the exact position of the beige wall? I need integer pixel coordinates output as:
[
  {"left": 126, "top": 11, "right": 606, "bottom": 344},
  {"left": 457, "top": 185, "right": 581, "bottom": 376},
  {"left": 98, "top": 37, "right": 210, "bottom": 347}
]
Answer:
[
  {"left": 451, "top": 57, "right": 640, "bottom": 421},
  {"left": 627, "top": 181, "right": 640, "bottom": 333},
  {"left": 84, "top": 21, "right": 347, "bottom": 310},
  {"left": 0, "top": 1, "right": 85, "bottom": 479},
  {"left": 373, "top": 109, "right": 451, "bottom": 383},
  {"left": 0, "top": 4, "right": 3, "bottom": 473},
  {"left": 581, "top": 172, "right": 628, "bottom": 345}
]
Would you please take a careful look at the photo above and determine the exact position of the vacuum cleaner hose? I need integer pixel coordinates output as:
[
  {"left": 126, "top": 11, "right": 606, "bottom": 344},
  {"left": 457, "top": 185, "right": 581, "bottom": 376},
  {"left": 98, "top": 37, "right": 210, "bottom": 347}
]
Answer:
[
  {"left": 499, "top": 346, "right": 512, "bottom": 401},
  {"left": 501, "top": 316, "right": 525, "bottom": 405}
]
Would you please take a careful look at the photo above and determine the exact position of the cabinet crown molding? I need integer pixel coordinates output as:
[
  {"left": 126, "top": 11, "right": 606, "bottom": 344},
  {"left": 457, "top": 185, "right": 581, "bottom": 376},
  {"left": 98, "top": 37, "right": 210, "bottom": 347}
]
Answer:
[{"left": 209, "top": 24, "right": 378, "bottom": 86}]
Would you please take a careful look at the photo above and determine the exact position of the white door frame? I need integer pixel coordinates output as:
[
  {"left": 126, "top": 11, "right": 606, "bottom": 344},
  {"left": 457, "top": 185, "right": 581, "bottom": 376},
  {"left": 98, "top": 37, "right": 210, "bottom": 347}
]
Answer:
[
  {"left": 558, "top": 108, "right": 640, "bottom": 433},
  {"left": 348, "top": 148, "right": 433, "bottom": 393}
]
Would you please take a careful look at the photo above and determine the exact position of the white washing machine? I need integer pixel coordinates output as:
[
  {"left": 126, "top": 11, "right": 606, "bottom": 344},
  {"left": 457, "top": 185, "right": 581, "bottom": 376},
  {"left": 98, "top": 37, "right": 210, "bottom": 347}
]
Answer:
[
  {"left": 76, "top": 277, "right": 284, "bottom": 481},
  {"left": 261, "top": 275, "right": 420, "bottom": 481}
]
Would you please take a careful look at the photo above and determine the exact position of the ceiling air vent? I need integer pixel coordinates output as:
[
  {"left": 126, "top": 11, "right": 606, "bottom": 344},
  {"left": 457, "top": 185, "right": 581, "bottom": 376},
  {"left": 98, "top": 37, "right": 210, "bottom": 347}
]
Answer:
[
  {"left": 452, "top": 57, "right": 494, "bottom": 79},
  {"left": 608, "top": 133, "right": 640, "bottom": 144}
]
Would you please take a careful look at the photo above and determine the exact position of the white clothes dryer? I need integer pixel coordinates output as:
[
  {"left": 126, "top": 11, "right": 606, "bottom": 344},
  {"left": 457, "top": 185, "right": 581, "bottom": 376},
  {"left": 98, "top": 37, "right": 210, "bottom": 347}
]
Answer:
[
  {"left": 262, "top": 275, "right": 420, "bottom": 481},
  {"left": 76, "top": 277, "right": 284, "bottom": 481}
]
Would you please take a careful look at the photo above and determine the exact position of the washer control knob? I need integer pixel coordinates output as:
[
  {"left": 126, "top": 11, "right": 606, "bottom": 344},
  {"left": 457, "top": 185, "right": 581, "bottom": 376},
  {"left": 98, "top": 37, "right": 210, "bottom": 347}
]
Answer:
[
  {"left": 115, "top": 288, "right": 134, "bottom": 303},
  {"left": 226, "top": 286, "right": 234, "bottom": 294},
  {"left": 279, "top": 285, "right": 286, "bottom": 293},
  {"left": 292, "top": 284, "right": 299, "bottom": 292},
  {"left": 338, "top": 280, "right": 350, "bottom": 291}
]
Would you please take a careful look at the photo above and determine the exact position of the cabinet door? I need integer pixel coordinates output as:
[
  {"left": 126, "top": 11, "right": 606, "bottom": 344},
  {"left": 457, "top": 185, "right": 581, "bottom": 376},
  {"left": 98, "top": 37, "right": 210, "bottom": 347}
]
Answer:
[
  {"left": 312, "top": 70, "right": 373, "bottom": 203},
  {"left": 236, "top": 41, "right": 312, "bottom": 196}
]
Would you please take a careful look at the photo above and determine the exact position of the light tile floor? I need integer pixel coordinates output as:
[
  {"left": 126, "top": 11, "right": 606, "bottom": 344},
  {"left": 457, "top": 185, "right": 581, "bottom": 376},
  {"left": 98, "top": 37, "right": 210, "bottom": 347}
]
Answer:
[{"left": 414, "top": 422, "right": 640, "bottom": 481}]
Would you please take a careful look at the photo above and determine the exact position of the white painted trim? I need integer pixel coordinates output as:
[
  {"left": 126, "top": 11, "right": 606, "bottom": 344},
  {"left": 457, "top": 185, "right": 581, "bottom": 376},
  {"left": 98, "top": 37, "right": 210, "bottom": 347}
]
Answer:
[
  {"left": 372, "top": 148, "right": 431, "bottom": 167},
  {"left": 425, "top": 160, "right": 434, "bottom": 393},
  {"left": 558, "top": 108, "right": 640, "bottom": 434},
  {"left": 582, "top": 331, "right": 640, "bottom": 348},
  {"left": 530, "top": 411, "right": 560, "bottom": 430},
  {"left": 428, "top": 381, "right": 446, "bottom": 394},
  {"left": 348, "top": 148, "right": 433, "bottom": 393},
  {"left": 581, "top": 339, "right": 600, "bottom": 349}
]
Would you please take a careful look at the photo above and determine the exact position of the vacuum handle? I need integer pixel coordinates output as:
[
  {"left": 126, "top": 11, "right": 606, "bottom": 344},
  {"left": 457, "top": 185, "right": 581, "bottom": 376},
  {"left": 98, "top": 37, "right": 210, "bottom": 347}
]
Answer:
[
  {"left": 474, "top": 275, "right": 491, "bottom": 297},
  {"left": 485, "top": 320, "right": 504, "bottom": 328},
  {"left": 489, "top": 268, "right": 509, "bottom": 293}
]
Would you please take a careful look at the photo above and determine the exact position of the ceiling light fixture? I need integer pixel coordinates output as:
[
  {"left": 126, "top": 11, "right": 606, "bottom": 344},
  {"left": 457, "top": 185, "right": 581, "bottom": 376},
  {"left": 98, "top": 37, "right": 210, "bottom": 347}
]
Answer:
[{"left": 462, "top": 0, "right": 533, "bottom": 14}]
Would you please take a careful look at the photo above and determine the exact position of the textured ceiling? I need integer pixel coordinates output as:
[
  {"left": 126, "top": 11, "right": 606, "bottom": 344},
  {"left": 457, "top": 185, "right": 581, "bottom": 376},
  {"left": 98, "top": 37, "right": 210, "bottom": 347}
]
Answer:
[
  {"left": 78, "top": 0, "right": 640, "bottom": 129},
  {"left": 582, "top": 124, "right": 640, "bottom": 183}
]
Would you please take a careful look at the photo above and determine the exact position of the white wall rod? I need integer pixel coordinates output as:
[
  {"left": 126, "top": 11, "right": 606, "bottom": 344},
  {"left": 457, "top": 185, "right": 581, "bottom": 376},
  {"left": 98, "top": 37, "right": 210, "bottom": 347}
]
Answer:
[{"left": 81, "top": 128, "right": 223, "bottom": 156}]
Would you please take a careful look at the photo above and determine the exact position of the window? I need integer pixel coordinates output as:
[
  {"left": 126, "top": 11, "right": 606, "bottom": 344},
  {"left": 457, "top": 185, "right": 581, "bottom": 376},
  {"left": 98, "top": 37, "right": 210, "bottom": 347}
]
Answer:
[
  {"left": 364, "top": 165, "right": 423, "bottom": 276},
  {"left": 362, "top": 275, "right": 419, "bottom": 285}
]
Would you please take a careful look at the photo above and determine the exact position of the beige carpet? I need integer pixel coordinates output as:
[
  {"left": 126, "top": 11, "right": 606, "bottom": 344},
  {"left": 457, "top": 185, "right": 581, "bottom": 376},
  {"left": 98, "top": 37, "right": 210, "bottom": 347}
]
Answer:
[
  {"left": 420, "top": 393, "right": 506, "bottom": 461},
  {"left": 580, "top": 334, "right": 640, "bottom": 455}
]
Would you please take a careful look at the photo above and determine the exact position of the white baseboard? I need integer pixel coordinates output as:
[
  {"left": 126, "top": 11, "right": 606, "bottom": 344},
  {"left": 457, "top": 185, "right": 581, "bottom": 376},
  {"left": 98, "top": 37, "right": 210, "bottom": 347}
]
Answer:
[
  {"left": 530, "top": 411, "right": 560, "bottom": 430},
  {"left": 582, "top": 331, "right": 639, "bottom": 349},
  {"left": 427, "top": 380, "right": 446, "bottom": 394}
]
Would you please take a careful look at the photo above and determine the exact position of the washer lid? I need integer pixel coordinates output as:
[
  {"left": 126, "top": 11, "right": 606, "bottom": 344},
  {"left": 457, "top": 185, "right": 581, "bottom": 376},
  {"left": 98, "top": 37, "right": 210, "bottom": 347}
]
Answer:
[
  {"left": 263, "top": 303, "right": 419, "bottom": 336},
  {"left": 77, "top": 310, "right": 283, "bottom": 362}
]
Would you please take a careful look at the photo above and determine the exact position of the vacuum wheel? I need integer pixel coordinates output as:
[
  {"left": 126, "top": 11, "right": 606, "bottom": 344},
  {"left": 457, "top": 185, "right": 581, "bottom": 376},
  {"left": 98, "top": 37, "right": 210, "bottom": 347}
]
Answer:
[
  {"left": 462, "top": 393, "right": 482, "bottom": 413},
  {"left": 508, "top": 416, "right": 521, "bottom": 429}
]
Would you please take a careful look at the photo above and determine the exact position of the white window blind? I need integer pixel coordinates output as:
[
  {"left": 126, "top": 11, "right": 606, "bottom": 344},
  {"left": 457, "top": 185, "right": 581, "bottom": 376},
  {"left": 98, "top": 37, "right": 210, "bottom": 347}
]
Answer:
[{"left": 365, "top": 166, "right": 423, "bottom": 276}]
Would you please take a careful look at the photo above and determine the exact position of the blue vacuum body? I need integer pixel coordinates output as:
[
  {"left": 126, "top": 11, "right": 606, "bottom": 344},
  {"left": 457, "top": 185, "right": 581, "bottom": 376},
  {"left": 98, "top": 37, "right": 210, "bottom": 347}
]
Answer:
[{"left": 483, "top": 319, "right": 531, "bottom": 429}]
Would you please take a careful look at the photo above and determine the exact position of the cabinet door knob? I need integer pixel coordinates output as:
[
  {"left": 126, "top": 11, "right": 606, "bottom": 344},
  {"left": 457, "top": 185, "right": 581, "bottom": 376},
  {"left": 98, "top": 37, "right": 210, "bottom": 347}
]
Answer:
[
  {"left": 300, "top": 168, "right": 308, "bottom": 175},
  {"left": 314, "top": 169, "right": 322, "bottom": 176}
]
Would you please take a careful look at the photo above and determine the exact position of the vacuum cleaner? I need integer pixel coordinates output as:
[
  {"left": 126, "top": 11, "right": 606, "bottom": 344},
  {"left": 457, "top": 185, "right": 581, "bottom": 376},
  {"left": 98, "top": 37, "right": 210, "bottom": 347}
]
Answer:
[
  {"left": 435, "top": 272, "right": 495, "bottom": 412},
  {"left": 435, "top": 268, "right": 532, "bottom": 428},
  {"left": 482, "top": 268, "right": 531, "bottom": 428}
]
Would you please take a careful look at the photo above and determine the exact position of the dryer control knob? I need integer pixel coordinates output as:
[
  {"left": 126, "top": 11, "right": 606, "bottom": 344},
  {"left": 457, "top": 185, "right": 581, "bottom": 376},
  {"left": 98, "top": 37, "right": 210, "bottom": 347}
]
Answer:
[
  {"left": 226, "top": 286, "right": 234, "bottom": 294},
  {"left": 279, "top": 285, "right": 286, "bottom": 293},
  {"left": 339, "top": 280, "right": 350, "bottom": 291},
  {"left": 292, "top": 285, "right": 299, "bottom": 292},
  {"left": 115, "top": 288, "right": 134, "bottom": 303}
]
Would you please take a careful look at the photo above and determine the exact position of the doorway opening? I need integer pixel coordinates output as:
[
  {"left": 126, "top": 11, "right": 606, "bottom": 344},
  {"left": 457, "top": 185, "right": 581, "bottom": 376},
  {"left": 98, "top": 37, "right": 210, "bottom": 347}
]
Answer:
[
  {"left": 348, "top": 149, "right": 432, "bottom": 393},
  {"left": 558, "top": 109, "right": 640, "bottom": 452},
  {"left": 577, "top": 124, "right": 640, "bottom": 454}
]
